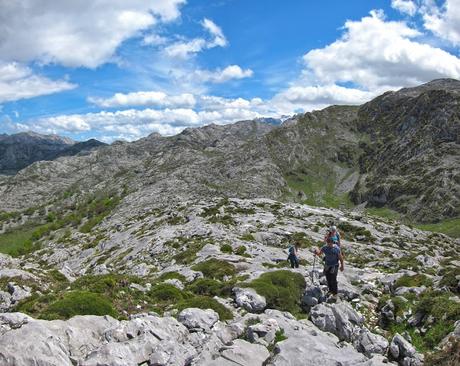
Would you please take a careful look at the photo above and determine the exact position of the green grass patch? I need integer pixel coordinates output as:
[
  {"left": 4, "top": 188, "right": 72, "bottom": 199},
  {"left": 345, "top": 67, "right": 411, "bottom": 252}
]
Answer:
[
  {"left": 149, "top": 283, "right": 186, "bottom": 304},
  {"left": 235, "top": 245, "right": 248, "bottom": 256},
  {"left": 158, "top": 272, "right": 186, "bottom": 283},
  {"left": 416, "top": 217, "right": 460, "bottom": 238},
  {"left": 284, "top": 170, "right": 352, "bottom": 209},
  {"left": 394, "top": 254, "right": 420, "bottom": 271},
  {"left": 0, "top": 225, "right": 39, "bottom": 256},
  {"left": 220, "top": 243, "right": 233, "bottom": 253},
  {"left": 18, "top": 291, "right": 119, "bottom": 320},
  {"left": 241, "top": 270, "right": 306, "bottom": 315},
  {"left": 439, "top": 266, "right": 460, "bottom": 293},
  {"left": 289, "top": 232, "right": 314, "bottom": 248},
  {"left": 192, "top": 259, "right": 236, "bottom": 280},
  {"left": 394, "top": 274, "right": 433, "bottom": 288},
  {"left": 338, "top": 222, "right": 376, "bottom": 242},
  {"left": 366, "top": 207, "right": 401, "bottom": 221},
  {"left": 240, "top": 233, "right": 255, "bottom": 241},
  {"left": 172, "top": 236, "right": 210, "bottom": 265},
  {"left": 176, "top": 296, "right": 233, "bottom": 321}
]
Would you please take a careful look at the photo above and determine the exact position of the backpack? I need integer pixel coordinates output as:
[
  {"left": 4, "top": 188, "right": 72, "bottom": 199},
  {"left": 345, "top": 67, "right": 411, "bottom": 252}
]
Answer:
[{"left": 288, "top": 245, "right": 296, "bottom": 256}]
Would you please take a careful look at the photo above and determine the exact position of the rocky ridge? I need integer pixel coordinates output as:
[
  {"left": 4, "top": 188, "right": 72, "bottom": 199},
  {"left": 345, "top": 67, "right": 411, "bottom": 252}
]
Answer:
[{"left": 0, "top": 131, "right": 106, "bottom": 175}]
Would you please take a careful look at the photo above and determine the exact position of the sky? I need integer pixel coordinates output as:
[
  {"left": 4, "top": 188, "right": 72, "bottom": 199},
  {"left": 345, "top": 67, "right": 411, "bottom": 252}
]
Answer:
[{"left": 0, "top": 0, "right": 459, "bottom": 142}]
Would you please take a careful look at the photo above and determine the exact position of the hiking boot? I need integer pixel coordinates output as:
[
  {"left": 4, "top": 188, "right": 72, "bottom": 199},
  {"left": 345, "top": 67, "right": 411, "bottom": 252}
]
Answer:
[{"left": 326, "top": 294, "right": 338, "bottom": 303}]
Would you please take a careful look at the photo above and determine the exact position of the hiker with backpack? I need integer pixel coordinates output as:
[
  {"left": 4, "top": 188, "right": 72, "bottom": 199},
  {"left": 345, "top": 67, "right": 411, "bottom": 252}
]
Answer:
[
  {"left": 314, "top": 238, "right": 344, "bottom": 301},
  {"left": 287, "top": 241, "right": 301, "bottom": 268},
  {"left": 324, "top": 225, "right": 341, "bottom": 247}
]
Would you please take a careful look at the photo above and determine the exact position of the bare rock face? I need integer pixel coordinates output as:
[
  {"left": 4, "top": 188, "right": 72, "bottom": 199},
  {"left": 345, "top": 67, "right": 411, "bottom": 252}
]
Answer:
[
  {"left": 0, "top": 132, "right": 106, "bottom": 175},
  {"left": 389, "top": 334, "right": 424, "bottom": 366},
  {"left": 178, "top": 308, "right": 219, "bottom": 331},
  {"left": 233, "top": 287, "right": 267, "bottom": 313}
]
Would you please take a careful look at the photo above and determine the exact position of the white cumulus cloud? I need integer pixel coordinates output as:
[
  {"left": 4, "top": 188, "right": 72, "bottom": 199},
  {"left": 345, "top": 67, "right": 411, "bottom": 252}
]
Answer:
[
  {"left": 164, "top": 18, "right": 228, "bottom": 59},
  {"left": 0, "top": 0, "right": 186, "bottom": 68},
  {"left": 271, "top": 84, "right": 381, "bottom": 114},
  {"left": 303, "top": 10, "right": 460, "bottom": 90},
  {"left": 201, "top": 18, "right": 227, "bottom": 47},
  {"left": 0, "top": 62, "right": 76, "bottom": 103},
  {"left": 88, "top": 91, "right": 196, "bottom": 108},
  {"left": 391, "top": 0, "right": 418, "bottom": 16},
  {"left": 422, "top": 0, "right": 460, "bottom": 46},
  {"left": 14, "top": 93, "right": 275, "bottom": 141},
  {"left": 193, "top": 65, "right": 253, "bottom": 83}
]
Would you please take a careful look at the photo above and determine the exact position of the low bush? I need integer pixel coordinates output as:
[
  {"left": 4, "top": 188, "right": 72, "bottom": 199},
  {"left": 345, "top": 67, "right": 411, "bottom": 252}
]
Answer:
[
  {"left": 187, "top": 278, "right": 224, "bottom": 296},
  {"left": 394, "top": 274, "right": 433, "bottom": 288},
  {"left": 41, "top": 291, "right": 118, "bottom": 320},
  {"left": 176, "top": 296, "right": 233, "bottom": 320},
  {"left": 240, "top": 233, "right": 255, "bottom": 242},
  {"left": 241, "top": 270, "right": 305, "bottom": 314},
  {"left": 158, "top": 272, "right": 187, "bottom": 283},
  {"left": 220, "top": 244, "right": 233, "bottom": 254},
  {"left": 192, "top": 259, "right": 236, "bottom": 280},
  {"left": 439, "top": 266, "right": 460, "bottom": 293},
  {"left": 338, "top": 222, "right": 376, "bottom": 242},
  {"left": 235, "top": 245, "right": 248, "bottom": 256},
  {"left": 149, "top": 283, "right": 185, "bottom": 303},
  {"left": 414, "top": 291, "right": 460, "bottom": 349}
]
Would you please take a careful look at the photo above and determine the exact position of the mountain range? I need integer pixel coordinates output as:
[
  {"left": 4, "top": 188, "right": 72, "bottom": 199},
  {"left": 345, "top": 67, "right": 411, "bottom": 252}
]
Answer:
[{"left": 0, "top": 79, "right": 458, "bottom": 226}]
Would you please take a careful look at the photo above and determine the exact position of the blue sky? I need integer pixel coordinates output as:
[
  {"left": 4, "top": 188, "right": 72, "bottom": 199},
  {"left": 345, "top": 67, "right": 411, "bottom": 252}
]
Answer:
[{"left": 0, "top": 0, "right": 459, "bottom": 141}]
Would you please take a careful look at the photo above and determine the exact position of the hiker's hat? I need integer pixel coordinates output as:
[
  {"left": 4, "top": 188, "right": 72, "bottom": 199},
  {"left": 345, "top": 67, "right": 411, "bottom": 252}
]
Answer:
[{"left": 330, "top": 225, "right": 337, "bottom": 231}]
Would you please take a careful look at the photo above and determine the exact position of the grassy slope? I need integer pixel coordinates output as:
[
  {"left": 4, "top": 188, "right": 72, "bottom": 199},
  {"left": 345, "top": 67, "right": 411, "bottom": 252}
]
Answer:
[{"left": 416, "top": 217, "right": 460, "bottom": 239}]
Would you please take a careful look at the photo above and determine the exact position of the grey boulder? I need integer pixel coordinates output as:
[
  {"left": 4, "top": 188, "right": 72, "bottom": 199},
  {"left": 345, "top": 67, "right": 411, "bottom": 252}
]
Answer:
[
  {"left": 178, "top": 308, "right": 219, "bottom": 331},
  {"left": 233, "top": 287, "right": 266, "bottom": 313},
  {"left": 247, "top": 318, "right": 280, "bottom": 346}
]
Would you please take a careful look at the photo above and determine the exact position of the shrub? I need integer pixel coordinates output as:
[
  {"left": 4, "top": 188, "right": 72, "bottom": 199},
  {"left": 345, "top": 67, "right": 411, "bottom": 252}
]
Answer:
[
  {"left": 71, "top": 274, "right": 120, "bottom": 294},
  {"left": 192, "top": 259, "right": 236, "bottom": 280},
  {"left": 41, "top": 291, "right": 118, "bottom": 320},
  {"left": 176, "top": 296, "right": 233, "bottom": 320},
  {"left": 240, "top": 233, "right": 255, "bottom": 242},
  {"left": 289, "top": 232, "right": 314, "bottom": 248},
  {"left": 235, "top": 245, "right": 247, "bottom": 256},
  {"left": 220, "top": 244, "right": 233, "bottom": 254},
  {"left": 241, "top": 270, "right": 306, "bottom": 314},
  {"left": 394, "top": 274, "right": 433, "bottom": 288},
  {"left": 149, "top": 283, "right": 185, "bottom": 303},
  {"left": 439, "top": 266, "right": 460, "bottom": 293},
  {"left": 338, "top": 222, "right": 376, "bottom": 242},
  {"left": 414, "top": 291, "right": 460, "bottom": 349},
  {"left": 158, "top": 272, "right": 187, "bottom": 283},
  {"left": 425, "top": 337, "right": 460, "bottom": 366},
  {"left": 187, "top": 278, "right": 224, "bottom": 296}
]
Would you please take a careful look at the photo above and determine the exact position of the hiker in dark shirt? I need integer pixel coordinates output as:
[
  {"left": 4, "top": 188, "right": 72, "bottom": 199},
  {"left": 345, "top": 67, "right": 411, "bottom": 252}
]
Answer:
[
  {"left": 287, "top": 242, "right": 301, "bottom": 268},
  {"left": 314, "top": 239, "right": 344, "bottom": 300}
]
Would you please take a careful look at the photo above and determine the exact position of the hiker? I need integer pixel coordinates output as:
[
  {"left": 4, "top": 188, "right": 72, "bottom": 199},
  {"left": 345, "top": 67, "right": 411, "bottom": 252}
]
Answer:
[
  {"left": 324, "top": 225, "right": 341, "bottom": 247},
  {"left": 314, "top": 239, "right": 344, "bottom": 300},
  {"left": 287, "top": 241, "right": 301, "bottom": 268}
]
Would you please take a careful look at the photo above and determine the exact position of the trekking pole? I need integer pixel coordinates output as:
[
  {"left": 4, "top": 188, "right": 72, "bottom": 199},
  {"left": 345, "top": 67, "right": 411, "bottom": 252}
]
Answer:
[{"left": 311, "top": 252, "right": 316, "bottom": 285}]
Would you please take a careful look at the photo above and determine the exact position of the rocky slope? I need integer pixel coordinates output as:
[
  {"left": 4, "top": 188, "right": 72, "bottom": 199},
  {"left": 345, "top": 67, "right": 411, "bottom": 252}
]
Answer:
[
  {"left": 0, "top": 197, "right": 459, "bottom": 365},
  {"left": 0, "top": 132, "right": 106, "bottom": 175},
  {"left": 351, "top": 79, "right": 460, "bottom": 222}
]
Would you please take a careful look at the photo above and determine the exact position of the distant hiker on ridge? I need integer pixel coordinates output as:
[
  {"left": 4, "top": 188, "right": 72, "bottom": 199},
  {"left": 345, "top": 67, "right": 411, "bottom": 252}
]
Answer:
[{"left": 314, "top": 238, "right": 344, "bottom": 302}]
